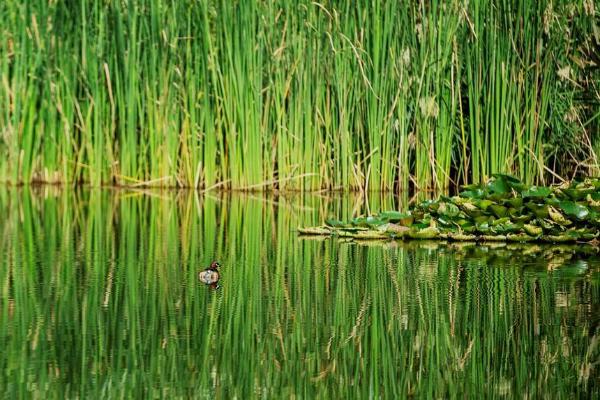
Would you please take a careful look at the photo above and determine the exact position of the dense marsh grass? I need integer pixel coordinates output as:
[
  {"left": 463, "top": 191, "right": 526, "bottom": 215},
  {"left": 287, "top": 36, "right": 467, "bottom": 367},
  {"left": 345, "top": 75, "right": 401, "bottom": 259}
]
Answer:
[
  {"left": 0, "top": 1, "right": 598, "bottom": 190},
  {"left": 0, "top": 188, "right": 598, "bottom": 397}
]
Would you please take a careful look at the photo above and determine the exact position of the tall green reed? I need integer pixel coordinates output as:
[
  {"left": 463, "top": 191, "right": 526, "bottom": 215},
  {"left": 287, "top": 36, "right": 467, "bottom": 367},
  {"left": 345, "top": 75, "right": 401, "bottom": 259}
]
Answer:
[{"left": 0, "top": 1, "right": 598, "bottom": 191}]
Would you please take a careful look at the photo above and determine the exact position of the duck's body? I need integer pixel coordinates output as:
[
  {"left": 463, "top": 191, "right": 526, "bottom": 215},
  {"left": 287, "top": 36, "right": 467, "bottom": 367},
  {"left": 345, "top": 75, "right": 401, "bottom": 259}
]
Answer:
[
  {"left": 198, "top": 269, "right": 220, "bottom": 285},
  {"left": 198, "top": 261, "right": 221, "bottom": 287}
]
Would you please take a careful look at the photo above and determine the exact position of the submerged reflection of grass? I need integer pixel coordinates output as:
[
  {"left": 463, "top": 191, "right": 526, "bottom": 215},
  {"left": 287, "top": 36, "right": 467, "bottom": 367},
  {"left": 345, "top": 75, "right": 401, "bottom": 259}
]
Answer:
[{"left": 0, "top": 188, "right": 598, "bottom": 398}]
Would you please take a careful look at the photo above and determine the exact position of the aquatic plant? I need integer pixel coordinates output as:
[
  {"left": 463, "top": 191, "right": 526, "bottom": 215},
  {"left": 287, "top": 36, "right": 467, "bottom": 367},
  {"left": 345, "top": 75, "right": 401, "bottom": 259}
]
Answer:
[
  {"left": 300, "top": 175, "right": 600, "bottom": 242},
  {"left": 0, "top": 0, "right": 598, "bottom": 189}
]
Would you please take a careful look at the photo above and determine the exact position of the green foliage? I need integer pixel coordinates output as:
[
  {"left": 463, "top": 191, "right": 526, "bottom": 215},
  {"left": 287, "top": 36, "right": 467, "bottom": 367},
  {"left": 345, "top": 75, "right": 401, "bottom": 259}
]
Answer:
[
  {"left": 0, "top": 0, "right": 598, "bottom": 190},
  {"left": 303, "top": 176, "right": 600, "bottom": 241}
]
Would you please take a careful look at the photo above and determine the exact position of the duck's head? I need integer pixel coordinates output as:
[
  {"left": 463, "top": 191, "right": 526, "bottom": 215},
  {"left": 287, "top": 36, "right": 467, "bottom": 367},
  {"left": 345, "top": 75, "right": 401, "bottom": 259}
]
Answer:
[{"left": 209, "top": 261, "right": 221, "bottom": 271}]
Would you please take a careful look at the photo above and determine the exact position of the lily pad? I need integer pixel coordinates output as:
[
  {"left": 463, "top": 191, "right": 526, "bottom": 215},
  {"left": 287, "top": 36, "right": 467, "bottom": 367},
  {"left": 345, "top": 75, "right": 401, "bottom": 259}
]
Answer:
[
  {"left": 325, "top": 218, "right": 346, "bottom": 227},
  {"left": 487, "top": 177, "right": 510, "bottom": 195},
  {"left": 366, "top": 216, "right": 386, "bottom": 227},
  {"left": 447, "top": 233, "right": 478, "bottom": 241},
  {"left": 507, "top": 233, "right": 536, "bottom": 242},
  {"left": 408, "top": 227, "right": 440, "bottom": 239},
  {"left": 491, "top": 217, "right": 511, "bottom": 226},
  {"left": 379, "top": 211, "right": 410, "bottom": 223},
  {"left": 437, "top": 202, "right": 460, "bottom": 218},
  {"left": 475, "top": 199, "right": 495, "bottom": 210},
  {"left": 352, "top": 231, "right": 389, "bottom": 240},
  {"left": 558, "top": 201, "right": 589, "bottom": 221},
  {"left": 297, "top": 226, "right": 331, "bottom": 235},
  {"left": 561, "top": 187, "right": 595, "bottom": 201},
  {"left": 522, "top": 186, "right": 553, "bottom": 199},
  {"left": 491, "top": 173, "right": 521, "bottom": 184},
  {"left": 473, "top": 215, "right": 492, "bottom": 225},
  {"left": 525, "top": 202, "right": 549, "bottom": 218},
  {"left": 352, "top": 217, "right": 368, "bottom": 227},
  {"left": 548, "top": 207, "right": 572, "bottom": 226},
  {"left": 523, "top": 224, "right": 543, "bottom": 236},
  {"left": 476, "top": 223, "right": 491, "bottom": 233},
  {"left": 481, "top": 234, "right": 507, "bottom": 241},
  {"left": 338, "top": 226, "right": 370, "bottom": 232},
  {"left": 545, "top": 234, "right": 577, "bottom": 243},
  {"left": 460, "top": 188, "right": 485, "bottom": 199},
  {"left": 489, "top": 205, "right": 508, "bottom": 218},
  {"left": 492, "top": 221, "right": 521, "bottom": 234},
  {"left": 379, "top": 223, "right": 411, "bottom": 235},
  {"left": 491, "top": 175, "right": 526, "bottom": 194},
  {"left": 511, "top": 214, "right": 532, "bottom": 223},
  {"left": 504, "top": 198, "right": 523, "bottom": 208}
]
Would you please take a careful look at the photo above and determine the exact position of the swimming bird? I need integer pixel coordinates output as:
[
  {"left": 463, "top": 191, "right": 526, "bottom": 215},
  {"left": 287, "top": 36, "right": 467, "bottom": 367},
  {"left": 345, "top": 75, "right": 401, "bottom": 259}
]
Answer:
[{"left": 198, "top": 261, "right": 221, "bottom": 288}]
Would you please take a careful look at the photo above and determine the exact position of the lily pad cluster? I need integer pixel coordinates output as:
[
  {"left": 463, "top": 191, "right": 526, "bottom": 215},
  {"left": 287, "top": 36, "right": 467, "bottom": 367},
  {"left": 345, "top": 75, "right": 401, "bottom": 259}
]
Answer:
[{"left": 298, "top": 174, "right": 600, "bottom": 243}]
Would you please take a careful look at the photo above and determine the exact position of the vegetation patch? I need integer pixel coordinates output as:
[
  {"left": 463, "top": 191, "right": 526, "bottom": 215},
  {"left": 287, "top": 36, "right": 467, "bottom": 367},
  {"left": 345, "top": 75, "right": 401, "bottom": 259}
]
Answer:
[
  {"left": 299, "top": 175, "right": 600, "bottom": 243},
  {"left": 0, "top": 1, "right": 598, "bottom": 189}
]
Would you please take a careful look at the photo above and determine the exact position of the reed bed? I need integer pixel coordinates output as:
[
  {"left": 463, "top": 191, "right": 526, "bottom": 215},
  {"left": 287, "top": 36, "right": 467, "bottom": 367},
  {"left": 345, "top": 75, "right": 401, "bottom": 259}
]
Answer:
[
  {"left": 0, "top": 0, "right": 598, "bottom": 191},
  {"left": 0, "top": 188, "right": 598, "bottom": 397}
]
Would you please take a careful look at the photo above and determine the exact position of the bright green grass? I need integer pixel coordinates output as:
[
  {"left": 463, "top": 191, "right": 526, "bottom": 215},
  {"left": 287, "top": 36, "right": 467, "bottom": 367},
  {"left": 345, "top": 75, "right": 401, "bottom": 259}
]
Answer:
[
  {"left": 0, "top": 1, "right": 598, "bottom": 190},
  {"left": 0, "top": 188, "right": 598, "bottom": 397}
]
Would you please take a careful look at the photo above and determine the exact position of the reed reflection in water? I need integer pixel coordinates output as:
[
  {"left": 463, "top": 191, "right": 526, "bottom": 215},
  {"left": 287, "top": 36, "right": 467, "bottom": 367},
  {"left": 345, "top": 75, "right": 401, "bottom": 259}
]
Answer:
[{"left": 0, "top": 188, "right": 598, "bottom": 398}]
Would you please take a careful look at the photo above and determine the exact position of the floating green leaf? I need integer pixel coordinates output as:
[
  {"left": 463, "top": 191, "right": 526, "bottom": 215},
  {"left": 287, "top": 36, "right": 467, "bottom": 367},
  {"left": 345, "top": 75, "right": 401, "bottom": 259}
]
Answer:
[
  {"left": 487, "top": 177, "right": 510, "bottom": 195},
  {"left": 545, "top": 234, "right": 577, "bottom": 243},
  {"left": 489, "top": 205, "right": 508, "bottom": 218},
  {"left": 408, "top": 227, "right": 440, "bottom": 239},
  {"left": 491, "top": 174, "right": 521, "bottom": 184},
  {"left": 561, "top": 187, "right": 595, "bottom": 201},
  {"left": 437, "top": 202, "right": 460, "bottom": 218},
  {"left": 558, "top": 201, "right": 589, "bottom": 221},
  {"left": 523, "top": 224, "right": 543, "bottom": 236},
  {"left": 504, "top": 198, "right": 523, "bottom": 208},
  {"left": 352, "top": 217, "right": 368, "bottom": 227},
  {"left": 352, "top": 231, "right": 390, "bottom": 239},
  {"left": 325, "top": 218, "right": 346, "bottom": 227},
  {"left": 525, "top": 202, "right": 549, "bottom": 218},
  {"left": 511, "top": 215, "right": 532, "bottom": 223},
  {"left": 475, "top": 199, "right": 495, "bottom": 210},
  {"left": 447, "top": 233, "right": 477, "bottom": 241},
  {"left": 298, "top": 226, "right": 331, "bottom": 235},
  {"left": 460, "top": 188, "right": 485, "bottom": 199},
  {"left": 522, "top": 186, "right": 552, "bottom": 199},
  {"left": 548, "top": 207, "right": 572, "bottom": 226},
  {"left": 365, "top": 216, "right": 386, "bottom": 228},
  {"left": 492, "top": 221, "right": 521, "bottom": 234},
  {"left": 491, "top": 217, "right": 511, "bottom": 226},
  {"left": 507, "top": 233, "right": 536, "bottom": 242},
  {"left": 378, "top": 223, "right": 411, "bottom": 235},
  {"left": 379, "top": 211, "right": 409, "bottom": 222},
  {"left": 474, "top": 215, "right": 491, "bottom": 225}
]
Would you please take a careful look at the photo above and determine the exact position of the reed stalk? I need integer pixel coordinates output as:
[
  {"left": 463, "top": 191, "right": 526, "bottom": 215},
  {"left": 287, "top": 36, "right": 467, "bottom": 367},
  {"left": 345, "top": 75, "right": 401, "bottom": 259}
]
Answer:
[{"left": 0, "top": 0, "right": 598, "bottom": 190}]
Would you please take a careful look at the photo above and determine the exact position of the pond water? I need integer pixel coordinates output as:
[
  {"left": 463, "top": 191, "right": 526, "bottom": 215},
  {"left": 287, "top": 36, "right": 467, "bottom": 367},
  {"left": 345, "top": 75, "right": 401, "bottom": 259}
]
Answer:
[{"left": 0, "top": 188, "right": 598, "bottom": 398}]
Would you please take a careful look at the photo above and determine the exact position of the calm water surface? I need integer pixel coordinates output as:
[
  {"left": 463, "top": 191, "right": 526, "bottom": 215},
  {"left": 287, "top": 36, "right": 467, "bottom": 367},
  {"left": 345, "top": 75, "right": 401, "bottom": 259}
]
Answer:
[{"left": 0, "top": 188, "right": 598, "bottom": 398}]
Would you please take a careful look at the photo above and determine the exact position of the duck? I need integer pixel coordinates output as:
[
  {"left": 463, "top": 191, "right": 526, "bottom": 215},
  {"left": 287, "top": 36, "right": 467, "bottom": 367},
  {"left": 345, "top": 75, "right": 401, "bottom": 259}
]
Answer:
[{"left": 198, "top": 261, "right": 221, "bottom": 288}]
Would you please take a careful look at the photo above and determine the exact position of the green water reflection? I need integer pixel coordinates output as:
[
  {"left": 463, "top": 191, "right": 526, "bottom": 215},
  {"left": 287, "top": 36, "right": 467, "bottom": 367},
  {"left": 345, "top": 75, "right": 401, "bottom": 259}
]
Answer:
[{"left": 0, "top": 188, "right": 598, "bottom": 398}]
